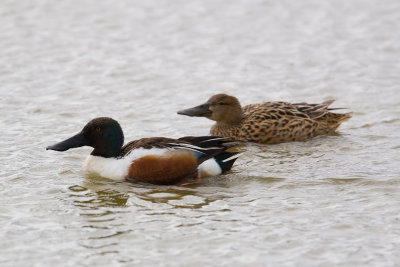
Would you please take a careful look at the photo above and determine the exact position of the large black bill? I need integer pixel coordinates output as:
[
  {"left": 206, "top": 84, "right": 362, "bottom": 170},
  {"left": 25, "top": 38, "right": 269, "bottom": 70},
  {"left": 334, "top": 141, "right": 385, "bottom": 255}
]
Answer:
[
  {"left": 177, "top": 103, "right": 212, "bottom": 117},
  {"left": 46, "top": 132, "right": 88, "bottom": 152}
]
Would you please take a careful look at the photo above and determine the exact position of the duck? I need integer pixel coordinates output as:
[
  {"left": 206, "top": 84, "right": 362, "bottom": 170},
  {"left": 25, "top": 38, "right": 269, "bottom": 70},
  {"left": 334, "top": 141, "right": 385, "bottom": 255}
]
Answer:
[
  {"left": 46, "top": 117, "right": 241, "bottom": 185},
  {"left": 177, "top": 93, "right": 352, "bottom": 144}
]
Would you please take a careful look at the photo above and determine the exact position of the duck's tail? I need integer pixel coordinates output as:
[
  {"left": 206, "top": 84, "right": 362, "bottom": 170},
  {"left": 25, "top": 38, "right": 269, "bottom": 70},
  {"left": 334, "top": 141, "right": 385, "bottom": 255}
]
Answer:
[
  {"left": 318, "top": 112, "right": 353, "bottom": 132},
  {"left": 197, "top": 151, "right": 243, "bottom": 178},
  {"left": 176, "top": 136, "right": 241, "bottom": 164},
  {"left": 214, "top": 151, "right": 243, "bottom": 173},
  {"left": 176, "top": 136, "right": 243, "bottom": 178},
  {"left": 293, "top": 99, "right": 352, "bottom": 122}
]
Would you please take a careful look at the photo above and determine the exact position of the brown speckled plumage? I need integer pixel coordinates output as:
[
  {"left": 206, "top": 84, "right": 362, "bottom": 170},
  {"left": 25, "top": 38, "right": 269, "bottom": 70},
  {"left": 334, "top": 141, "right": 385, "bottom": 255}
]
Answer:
[{"left": 178, "top": 94, "right": 352, "bottom": 144}]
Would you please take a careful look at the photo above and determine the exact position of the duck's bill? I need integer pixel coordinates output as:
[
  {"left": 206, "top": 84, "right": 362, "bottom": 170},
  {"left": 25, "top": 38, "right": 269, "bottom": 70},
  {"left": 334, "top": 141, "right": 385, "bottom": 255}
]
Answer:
[
  {"left": 177, "top": 103, "right": 212, "bottom": 117},
  {"left": 46, "top": 132, "right": 88, "bottom": 151}
]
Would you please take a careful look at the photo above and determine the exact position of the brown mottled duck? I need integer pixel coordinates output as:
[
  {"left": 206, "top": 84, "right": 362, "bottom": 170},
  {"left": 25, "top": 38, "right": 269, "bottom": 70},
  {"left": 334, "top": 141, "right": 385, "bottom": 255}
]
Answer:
[{"left": 177, "top": 94, "right": 352, "bottom": 144}]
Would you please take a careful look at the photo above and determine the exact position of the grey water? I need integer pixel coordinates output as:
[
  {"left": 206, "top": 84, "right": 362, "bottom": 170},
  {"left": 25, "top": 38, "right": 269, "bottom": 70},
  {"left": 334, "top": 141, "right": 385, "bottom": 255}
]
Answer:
[{"left": 1, "top": 0, "right": 400, "bottom": 266}]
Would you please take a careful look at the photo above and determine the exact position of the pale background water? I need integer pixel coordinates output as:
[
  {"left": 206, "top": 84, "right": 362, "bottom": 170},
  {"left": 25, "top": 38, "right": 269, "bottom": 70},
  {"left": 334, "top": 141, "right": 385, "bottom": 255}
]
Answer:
[{"left": 1, "top": 0, "right": 399, "bottom": 266}]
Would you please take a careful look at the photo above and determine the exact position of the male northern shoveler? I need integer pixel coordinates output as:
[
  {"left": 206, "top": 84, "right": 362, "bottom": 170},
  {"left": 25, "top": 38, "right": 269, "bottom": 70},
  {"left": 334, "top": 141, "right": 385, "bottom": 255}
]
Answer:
[
  {"left": 178, "top": 93, "right": 352, "bottom": 144},
  {"left": 46, "top": 117, "right": 241, "bottom": 185}
]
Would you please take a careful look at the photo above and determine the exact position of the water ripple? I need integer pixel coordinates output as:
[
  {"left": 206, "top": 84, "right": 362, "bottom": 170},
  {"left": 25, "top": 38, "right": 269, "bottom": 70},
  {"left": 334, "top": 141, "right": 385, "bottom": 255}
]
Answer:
[{"left": 1, "top": 0, "right": 400, "bottom": 266}]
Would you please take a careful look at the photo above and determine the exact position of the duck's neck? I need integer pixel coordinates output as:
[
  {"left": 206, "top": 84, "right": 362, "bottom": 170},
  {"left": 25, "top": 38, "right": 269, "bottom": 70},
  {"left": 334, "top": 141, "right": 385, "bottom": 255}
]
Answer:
[
  {"left": 219, "top": 107, "right": 244, "bottom": 125},
  {"left": 91, "top": 145, "right": 122, "bottom": 158},
  {"left": 211, "top": 121, "right": 241, "bottom": 138},
  {"left": 211, "top": 107, "right": 243, "bottom": 137}
]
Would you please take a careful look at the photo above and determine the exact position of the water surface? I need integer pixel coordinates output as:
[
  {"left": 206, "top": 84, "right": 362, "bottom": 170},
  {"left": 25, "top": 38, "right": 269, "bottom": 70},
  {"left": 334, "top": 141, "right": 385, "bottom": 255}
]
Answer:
[{"left": 1, "top": 0, "right": 400, "bottom": 266}]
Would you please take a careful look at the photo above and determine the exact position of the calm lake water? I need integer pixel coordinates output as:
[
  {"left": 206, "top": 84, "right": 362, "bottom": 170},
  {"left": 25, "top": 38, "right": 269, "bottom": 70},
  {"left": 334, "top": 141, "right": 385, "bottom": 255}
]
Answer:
[{"left": 1, "top": 0, "right": 400, "bottom": 266}]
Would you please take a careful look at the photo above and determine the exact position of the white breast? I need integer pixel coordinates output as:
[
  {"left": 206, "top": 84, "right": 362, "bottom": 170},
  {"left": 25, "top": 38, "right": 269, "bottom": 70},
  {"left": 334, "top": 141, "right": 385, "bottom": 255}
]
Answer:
[{"left": 83, "top": 148, "right": 169, "bottom": 181}]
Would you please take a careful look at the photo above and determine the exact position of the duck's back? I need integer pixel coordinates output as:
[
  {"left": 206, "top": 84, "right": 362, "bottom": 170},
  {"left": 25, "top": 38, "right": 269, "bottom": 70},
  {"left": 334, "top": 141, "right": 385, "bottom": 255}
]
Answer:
[{"left": 212, "top": 100, "right": 351, "bottom": 144}]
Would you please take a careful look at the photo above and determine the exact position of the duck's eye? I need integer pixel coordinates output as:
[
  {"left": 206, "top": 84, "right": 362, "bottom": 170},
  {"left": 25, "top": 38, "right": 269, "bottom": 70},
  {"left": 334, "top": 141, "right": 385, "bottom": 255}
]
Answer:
[
  {"left": 218, "top": 102, "right": 226, "bottom": 105},
  {"left": 96, "top": 127, "right": 101, "bottom": 133}
]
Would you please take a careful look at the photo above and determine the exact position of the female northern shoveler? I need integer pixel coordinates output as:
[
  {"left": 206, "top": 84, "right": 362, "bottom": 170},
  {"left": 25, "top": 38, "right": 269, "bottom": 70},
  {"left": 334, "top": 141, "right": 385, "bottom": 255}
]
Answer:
[
  {"left": 178, "top": 94, "right": 352, "bottom": 144},
  {"left": 46, "top": 117, "right": 241, "bottom": 185}
]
